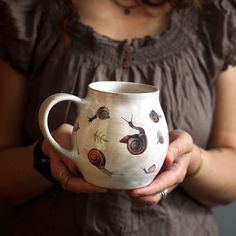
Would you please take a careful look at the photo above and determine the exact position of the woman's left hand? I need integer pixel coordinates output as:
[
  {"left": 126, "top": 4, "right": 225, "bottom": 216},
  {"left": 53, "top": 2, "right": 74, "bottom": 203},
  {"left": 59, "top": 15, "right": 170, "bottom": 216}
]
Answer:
[{"left": 127, "top": 129, "right": 194, "bottom": 206}]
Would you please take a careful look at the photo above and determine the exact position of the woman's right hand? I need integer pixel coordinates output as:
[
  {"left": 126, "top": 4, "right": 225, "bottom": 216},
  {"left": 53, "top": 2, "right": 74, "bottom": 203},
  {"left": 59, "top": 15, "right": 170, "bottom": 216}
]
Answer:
[{"left": 42, "top": 123, "right": 108, "bottom": 193}]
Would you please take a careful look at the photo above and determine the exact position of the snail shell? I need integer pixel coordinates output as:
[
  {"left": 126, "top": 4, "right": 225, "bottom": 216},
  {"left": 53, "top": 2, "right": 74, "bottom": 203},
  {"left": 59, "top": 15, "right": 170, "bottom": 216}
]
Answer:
[
  {"left": 87, "top": 148, "right": 113, "bottom": 176},
  {"left": 149, "top": 110, "right": 161, "bottom": 123},
  {"left": 120, "top": 116, "right": 148, "bottom": 155},
  {"left": 96, "top": 106, "right": 110, "bottom": 120},
  {"left": 120, "top": 133, "right": 147, "bottom": 155},
  {"left": 88, "top": 148, "right": 106, "bottom": 168}
]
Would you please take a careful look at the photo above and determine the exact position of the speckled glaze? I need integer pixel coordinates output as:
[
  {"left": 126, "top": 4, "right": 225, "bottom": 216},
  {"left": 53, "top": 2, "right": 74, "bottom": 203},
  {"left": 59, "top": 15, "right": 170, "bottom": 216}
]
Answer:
[{"left": 39, "top": 81, "right": 169, "bottom": 189}]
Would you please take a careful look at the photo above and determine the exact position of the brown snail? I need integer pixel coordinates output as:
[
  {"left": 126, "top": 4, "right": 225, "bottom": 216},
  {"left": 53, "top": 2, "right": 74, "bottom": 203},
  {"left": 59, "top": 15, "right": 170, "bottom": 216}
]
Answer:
[
  {"left": 120, "top": 116, "right": 148, "bottom": 155},
  {"left": 87, "top": 148, "right": 112, "bottom": 176},
  {"left": 88, "top": 106, "right": 110, "bottom": 123},
  {"left": 149, "top": 110, "right": 161, "bottom": 123}
]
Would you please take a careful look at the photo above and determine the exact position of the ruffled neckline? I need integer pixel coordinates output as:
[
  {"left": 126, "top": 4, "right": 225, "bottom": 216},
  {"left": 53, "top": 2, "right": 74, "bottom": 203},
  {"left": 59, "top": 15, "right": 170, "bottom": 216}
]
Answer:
[{"left": 65, "top": 5, "right": 199, "bottom": 65}]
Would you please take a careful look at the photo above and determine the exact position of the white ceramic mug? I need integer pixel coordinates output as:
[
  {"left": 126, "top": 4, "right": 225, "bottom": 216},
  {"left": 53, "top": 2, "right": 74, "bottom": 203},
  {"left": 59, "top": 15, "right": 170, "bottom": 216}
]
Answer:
[{"left": 39, "top": 81, "right": 169, "bottom": 189}]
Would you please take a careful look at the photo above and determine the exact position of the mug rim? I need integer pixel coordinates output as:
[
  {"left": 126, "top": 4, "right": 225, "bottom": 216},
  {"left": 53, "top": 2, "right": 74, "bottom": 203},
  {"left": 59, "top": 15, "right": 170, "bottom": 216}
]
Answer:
[{"left": 88, "top": 81, "right": 159, "bottom": 97}]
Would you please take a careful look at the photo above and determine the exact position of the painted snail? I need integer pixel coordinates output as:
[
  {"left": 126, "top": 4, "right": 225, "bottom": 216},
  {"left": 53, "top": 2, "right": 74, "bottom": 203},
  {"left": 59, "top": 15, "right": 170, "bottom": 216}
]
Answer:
[
  {"left": 120, "top": 116, "right": 148, "bottom": 155},
  {"left": 87, "top": 148, "right": 112, "bottom": 176},
  {"left": 149, "top": 110, "right": 161, "bottom": 123},
  {"left": 88, "top": 106, "right": 110, "bottom": 123},
  {"left": 143, "top": 164, "right": 156, "bottom": 174}
]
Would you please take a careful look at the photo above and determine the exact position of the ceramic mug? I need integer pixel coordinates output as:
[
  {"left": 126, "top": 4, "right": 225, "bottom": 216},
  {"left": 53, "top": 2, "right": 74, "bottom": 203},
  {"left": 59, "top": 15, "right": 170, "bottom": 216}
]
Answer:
[{"left": 39, "top": 81, "right": 169, "bottom": 189}]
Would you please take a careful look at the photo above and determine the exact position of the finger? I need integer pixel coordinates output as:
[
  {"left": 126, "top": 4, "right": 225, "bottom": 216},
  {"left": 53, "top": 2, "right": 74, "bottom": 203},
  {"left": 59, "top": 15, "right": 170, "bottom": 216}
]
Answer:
[
  {"left": 60, "top": 156, "right": 80, "bottom": 174},
  {"left": 168, "top": 130, "right": 193, "bottom": 158},
  {"left": 131, "top": 194, "right": 160, "bottom": 207},
  {"left": 163, "top": 152, "right": 174, "bottom": 167},
  {"left": 50, "top": 150, "right": 107, "bottom": 193},
  {"left": 130, "top": 185, "right": 176, "bottom": 206},
  {"left": 129, "top": 153, "right": 189, "bottom": 197},
  {"left": 52, "top": 123, "right": 74, "bottom": 149},
  {"left": 62, "top": 174, "right": 108, "bottom": 193},
  {"left": 162, "top": 130, "right": 193, "bottom": 169},
  {"left": 45, "top": 136, "right": 79, "bottom": 175}
]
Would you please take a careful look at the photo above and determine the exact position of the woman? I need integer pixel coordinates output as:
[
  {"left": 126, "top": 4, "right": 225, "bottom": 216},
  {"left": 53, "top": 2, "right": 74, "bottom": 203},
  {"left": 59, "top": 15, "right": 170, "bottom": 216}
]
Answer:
[{"left": 0, "top": 0, "right": 236, "bottom": 235}]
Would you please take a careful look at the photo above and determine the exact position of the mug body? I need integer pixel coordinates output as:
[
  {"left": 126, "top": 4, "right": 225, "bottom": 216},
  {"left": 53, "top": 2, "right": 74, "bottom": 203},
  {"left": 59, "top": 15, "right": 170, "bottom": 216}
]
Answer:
[{"left": 73, "top": 81, "right": 169, "bottom": 189}]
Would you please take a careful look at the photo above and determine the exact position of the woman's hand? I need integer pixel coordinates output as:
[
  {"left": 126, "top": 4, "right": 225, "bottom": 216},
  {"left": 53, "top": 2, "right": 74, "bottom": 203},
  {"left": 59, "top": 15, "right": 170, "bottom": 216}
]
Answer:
[
  {"left": 42, "top": 123, "right": 107, "bottom": 193},
  {"left": 127, "top": 129, "right": 197, "bottom": 206}
]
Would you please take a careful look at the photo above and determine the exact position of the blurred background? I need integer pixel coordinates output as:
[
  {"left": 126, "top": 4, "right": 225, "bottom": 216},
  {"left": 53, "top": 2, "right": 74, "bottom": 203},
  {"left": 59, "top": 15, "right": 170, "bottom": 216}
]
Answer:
[
  {"left": 213, "top": 201, "right": 236, "bottom": 236},
  {"left": 0, "top": 201, "right": 236, "bottom": 235}
]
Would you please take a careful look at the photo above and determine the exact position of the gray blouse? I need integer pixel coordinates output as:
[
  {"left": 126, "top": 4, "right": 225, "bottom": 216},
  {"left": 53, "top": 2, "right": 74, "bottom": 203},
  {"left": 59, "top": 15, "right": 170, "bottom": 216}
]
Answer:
[{"left": 0, "top": 0, "right": 236, "bottom": 235}]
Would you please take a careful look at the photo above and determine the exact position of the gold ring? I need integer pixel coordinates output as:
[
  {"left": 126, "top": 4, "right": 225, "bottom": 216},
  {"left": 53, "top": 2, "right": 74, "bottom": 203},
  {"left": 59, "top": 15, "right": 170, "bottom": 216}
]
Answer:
[{"left": 59, "top": 170, "right": 74, "bottom": 188}]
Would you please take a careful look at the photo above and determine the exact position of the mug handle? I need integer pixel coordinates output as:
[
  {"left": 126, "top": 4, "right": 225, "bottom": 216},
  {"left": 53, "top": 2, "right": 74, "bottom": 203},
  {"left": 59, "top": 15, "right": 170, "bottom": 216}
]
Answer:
[{"left": 38, "top": 93, "right": 85, "bottom": 160}]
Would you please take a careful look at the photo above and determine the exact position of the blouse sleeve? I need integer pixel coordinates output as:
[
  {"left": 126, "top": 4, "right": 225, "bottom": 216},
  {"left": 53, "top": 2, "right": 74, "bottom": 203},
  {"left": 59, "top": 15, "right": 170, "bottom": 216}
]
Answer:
[
  {"left": 0, "top": 0, "right": 43, "bottom": 75},
  {"left": 200, "top": 0, "right": 236, "bottom": 71},
  {"left": 224, "top": 0, "right": 236, "bottom": 68}
]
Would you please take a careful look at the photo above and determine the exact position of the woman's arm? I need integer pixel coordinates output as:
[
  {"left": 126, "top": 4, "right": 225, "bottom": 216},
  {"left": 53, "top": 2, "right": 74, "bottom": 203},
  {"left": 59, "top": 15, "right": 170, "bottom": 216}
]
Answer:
[
  {"left": 128, "top": 65, "right": 236, "bottom": 207},
  {"left": 0, "top": 60, "right": 107, "bottom": 205},
  {"left": 181, "top": 65, "right": 236, "bottom": 206},
  {"left": 0, "top": 59, "right": 53, "bottom": 204}
]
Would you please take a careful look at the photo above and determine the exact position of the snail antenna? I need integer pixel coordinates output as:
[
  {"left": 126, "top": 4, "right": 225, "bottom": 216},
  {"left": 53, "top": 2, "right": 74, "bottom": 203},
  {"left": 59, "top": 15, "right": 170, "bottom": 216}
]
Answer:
[
  {"left": 121, "top": 116, "right": 129, "bottom": 123},
  {"left": 121, "top": 115, "right": 134, "bottom": 123}
]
